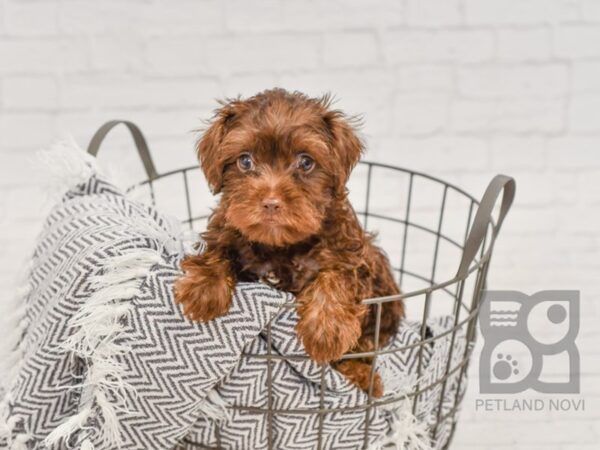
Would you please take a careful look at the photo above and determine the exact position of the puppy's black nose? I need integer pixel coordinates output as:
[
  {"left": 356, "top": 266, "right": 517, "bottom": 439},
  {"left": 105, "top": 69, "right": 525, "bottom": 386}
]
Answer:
[{"left": 262, "top": 197, "right": 281, "bottom": 213}]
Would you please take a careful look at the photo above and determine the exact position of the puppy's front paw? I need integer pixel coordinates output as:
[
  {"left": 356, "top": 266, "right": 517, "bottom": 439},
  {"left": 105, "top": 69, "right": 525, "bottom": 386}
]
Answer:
[
  {"left": 297, "top": 315, "right": 360, "bottom": 363},
  {"left": 296, "top": 272, "right": 365, "bottom": 363},
  {"left": 175, "top": 255, "right": 233, "bottom": 322}
]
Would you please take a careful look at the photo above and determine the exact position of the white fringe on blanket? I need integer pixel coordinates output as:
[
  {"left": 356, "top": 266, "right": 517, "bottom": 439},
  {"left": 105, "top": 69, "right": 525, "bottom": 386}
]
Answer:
[
  {"left": 0, "top": 264, "right": 31, "bottom": 393},
  {"left": 0, "top": 250, "right": 35, "bottom": 449},
  {"left": 1, "top": 141, "right": 163, "bottom": 450},
  {"left": 370, "top": 369, "right": 432, "bottom": 450},
  {"left": 1, "top": 139, "right": 95, "bottom": 389},
  {"left": 44, "top": 249, "right": 162, "bottom": 449},
  {"left": 36, "top": 136, "right": 99, "bottom": 201}
]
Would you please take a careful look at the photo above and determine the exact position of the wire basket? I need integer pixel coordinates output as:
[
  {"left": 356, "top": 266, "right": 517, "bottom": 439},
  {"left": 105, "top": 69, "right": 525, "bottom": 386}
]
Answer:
[{"left": 88, "top": 121, "right": 515, "bottom": 450}]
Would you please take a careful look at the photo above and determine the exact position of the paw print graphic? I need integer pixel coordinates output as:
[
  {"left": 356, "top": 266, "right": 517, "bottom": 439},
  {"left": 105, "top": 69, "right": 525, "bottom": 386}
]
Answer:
[
  {"left": 480, "top": 290, "right": 580, "bottom": 394},
  {"left": 493, "top": 354, "right": 519, "bottom": 381}
]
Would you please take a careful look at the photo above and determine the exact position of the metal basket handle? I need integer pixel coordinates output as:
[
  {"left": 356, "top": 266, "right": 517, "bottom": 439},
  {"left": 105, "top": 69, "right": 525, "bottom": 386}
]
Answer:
[
  {"left": 456, "top": 174, "right": 516, "bottom": 279},
  {"left": 87, "top": 120, "right": 159, "bottom": 181}
]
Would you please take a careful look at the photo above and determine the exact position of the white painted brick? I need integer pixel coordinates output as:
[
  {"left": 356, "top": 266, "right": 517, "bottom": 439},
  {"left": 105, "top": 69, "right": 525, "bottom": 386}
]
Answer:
[
  {"left": 0, "top": 150, "right": 49, "bottom": 187},
  {"left": 499, "top": 203, "right": 560, "bottom": 233},
  {"left": 405, "top": 0, "right": 462, "bottom": 26},
  {"left": 546, "top": 137, "right": 600, "bottom": 169},
  {"left": 0, "top": 234, "right": 42, "bottom": 274},
  {"left": 224, "top": 0, "right": 281, "bottom": 33},
  {"left": 496, "top": 28, "right": 553, "bottom": 62},
  {"left": 556, "top": 204, "right": 600, "bottom": 233},
  {"left": 578, "top": 171, "right": 600, "bottom": 205},
  {"left": 554, "top": 25, "right": 600, "bottom": 58},
  {"left": 549, "top": 172, "right": 578, "bottom": 206},
  {"left": 382, "top": 29, "right": 494, "bottom": 64},
  {"left": 127, "top": 109, "right": 209, "bottom": 140},
  {"left": 4, "top": 0, "right": 58, "bottom": 36},
  {"left": 4, "top": 185, "right": 50, "bottom": 220},
  {"left": 138, "top": 0, "right": 224, "bottom": 36},
  {"left": 281, "top": 0, "right": 406, "bottom": 31},
  {"left": 490, "top": 136, "right": 545, "bottom": 170},
  {"left": 450, "top": 98, "right": 565, "bottom": 133},
  {"left": 560, "top": 446, "right": 600, "bottom": 450},
  {"left": 60, "top": 77, "right": 220, "bottom": 109},
  {"left": 323, "top": 32, "right": 379, "bottom": 68},
  {"left": 2, "top": 77, "right": 59, "bottom": 110},
  {"left": 60, "top": 109, "right": 210, "bottom": 148},
  {"left": 582, "top": 0, "right": 600, "bottom": 21},
  {"left": 205, "top": 34, "right": 320, "bottom": 75},
  {"left": 572, "top": 61, "right": 600, "bottom": 93},
  {"left": 449, "top": 100, "right": 492, "bottom": 132},
  {"left": 0, "top": 1, "right": 5, "bottom": 35},
  {"left": 0, "top": 39, "right": 88, "bottom": 74},
  {"left": 81, "top": 132, "right": 198, "bottom": 185},
  {"left": 54, "top": 112, "right": 115, "bottom": 143},
  {"left": 280, "top": 70, "right": 396, "bottom": 136},
  {"left": 148, "top": 34, "right": 320, "bottom": 76},
  {"left": 395, "top": 65, "right": 454, "bottom": 92},
  {"left": 494, "top": 98, "right": 566, "bottom": 132},
  {"left": 503, "top": 171, "right": 554, "bottom": 205},
  {"left": 453, "top": 422, "right": 519, "bottom": 445},
  {"left": 457, "top": 64, "right": 569, "bottom": 99},
  {"left": 90, "top": 36, "right": 143, "bottom": 71},
  {"left": 568, "top": 95, "right": 600, "bottom": 131},
  {"left": 392, "top": 92, "right": 449, "bottom": 135},
  {"left": 458, "top": 418, "right": 595, "bottom": 450},
  {"left": 464, "top": 0, "right": 581, "bottom": 25},
  {"left": 221, "top": 73, "right": 282, "bottom": 98},
  {"left": 0, "top": 113, "right": 56, "bottom": 150},
  {"left": 371, "top": 137, "right": 489, "bottom": 173},
  {"left": 58, "top": 0, "right": 142, "bottom": 35},
  {"left": 518, "top": 422, "right": 595, "bottom": 445},
  {"left": 149, "top": 136, "right": 199, "bottom": 174},
  {"left": 282, "top": 69, "right": 395, "bottom": 103},
  {"left": 144, "top": 37, "right": 211, "bottom": 76}
]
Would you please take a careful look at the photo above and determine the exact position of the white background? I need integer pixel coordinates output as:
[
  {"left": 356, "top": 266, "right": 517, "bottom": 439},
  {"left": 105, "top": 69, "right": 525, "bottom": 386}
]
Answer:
[{"left": 0, "top": 1, "right": 599, "bottom": 448}]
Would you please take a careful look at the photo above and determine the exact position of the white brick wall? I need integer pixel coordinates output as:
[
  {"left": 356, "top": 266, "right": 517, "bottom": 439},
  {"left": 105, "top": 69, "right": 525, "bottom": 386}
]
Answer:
[{"left": 1, "top": 1, "right": 599, "bottom": 448}]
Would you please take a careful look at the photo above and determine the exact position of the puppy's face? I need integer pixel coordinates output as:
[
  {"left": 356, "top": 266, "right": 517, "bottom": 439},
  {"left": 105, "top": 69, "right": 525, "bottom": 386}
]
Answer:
[{"left": 198, "top": 89, "right": 363, "bottom": 247}]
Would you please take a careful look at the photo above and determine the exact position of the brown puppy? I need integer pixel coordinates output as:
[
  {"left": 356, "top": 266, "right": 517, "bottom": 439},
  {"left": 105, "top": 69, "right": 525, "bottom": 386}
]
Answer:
[{"left": 175, "top": 89, "right": 403, "bottom": 397}]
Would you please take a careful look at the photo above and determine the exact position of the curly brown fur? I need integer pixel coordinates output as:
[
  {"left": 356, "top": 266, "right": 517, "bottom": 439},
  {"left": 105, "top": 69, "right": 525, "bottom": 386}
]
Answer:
[{"left": 174, "top": 89, "right": 404, "bottom": 397}]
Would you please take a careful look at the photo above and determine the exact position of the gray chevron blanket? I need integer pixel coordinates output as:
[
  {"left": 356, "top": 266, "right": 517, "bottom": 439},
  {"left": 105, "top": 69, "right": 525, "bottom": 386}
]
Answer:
[{"left": 0, "top": 147, "right": 466, "bottom": 450}]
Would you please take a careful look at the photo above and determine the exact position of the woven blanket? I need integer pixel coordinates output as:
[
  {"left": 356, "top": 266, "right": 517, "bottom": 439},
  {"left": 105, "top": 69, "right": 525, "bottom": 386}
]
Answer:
[{"left": 0, "top": 148, "right": 466, "bottom": 450}]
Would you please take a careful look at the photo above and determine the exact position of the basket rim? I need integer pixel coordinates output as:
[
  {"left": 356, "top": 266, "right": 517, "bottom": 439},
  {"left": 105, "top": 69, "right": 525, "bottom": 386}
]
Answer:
[{"left": 126, "top": 159, "right": 496, "bottom": 306}]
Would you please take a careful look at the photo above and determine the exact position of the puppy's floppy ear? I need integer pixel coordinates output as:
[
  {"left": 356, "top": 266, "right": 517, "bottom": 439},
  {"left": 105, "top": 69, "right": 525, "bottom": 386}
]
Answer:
[
  {"left": 197, "top": 101, "right": 238, "bottom": 194},
  {"left": 322, "top": 104, "right": 364, "bottom": 196}
]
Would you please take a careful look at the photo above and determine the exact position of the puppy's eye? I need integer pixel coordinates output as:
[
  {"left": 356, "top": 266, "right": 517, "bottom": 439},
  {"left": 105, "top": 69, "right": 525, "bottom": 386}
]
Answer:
[
  {"left": 298, "top": 154, "right": 315, "bottom": 173},
  {"left": 237, "top": 153, "right": 254, "bottom": 172}
]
